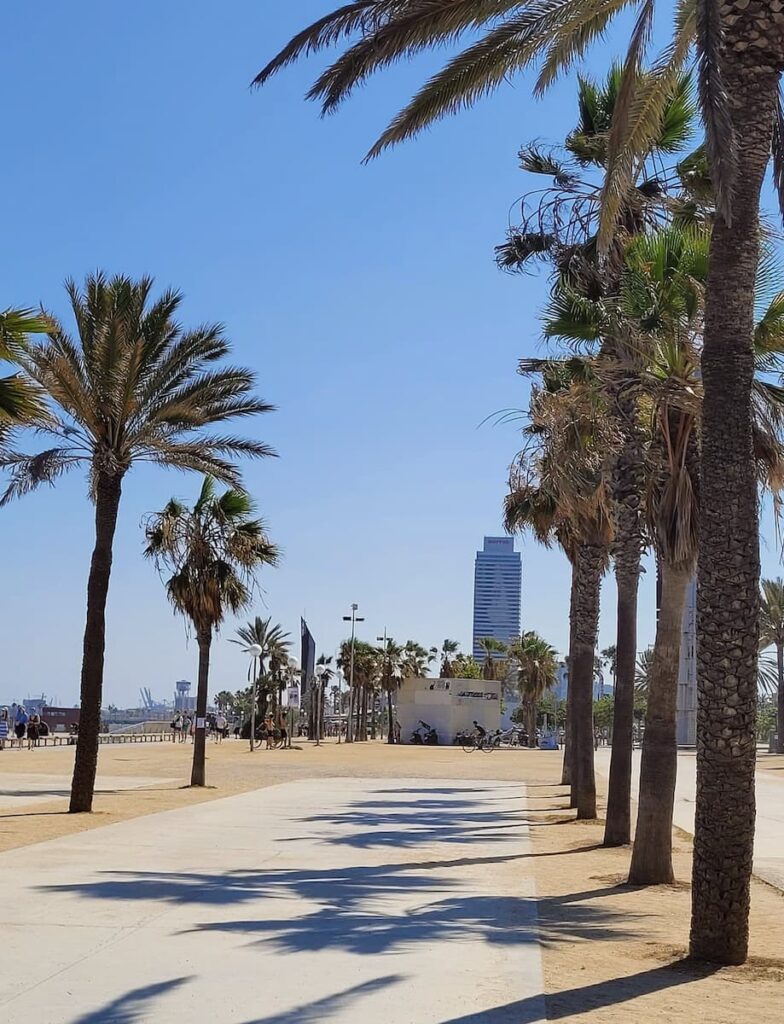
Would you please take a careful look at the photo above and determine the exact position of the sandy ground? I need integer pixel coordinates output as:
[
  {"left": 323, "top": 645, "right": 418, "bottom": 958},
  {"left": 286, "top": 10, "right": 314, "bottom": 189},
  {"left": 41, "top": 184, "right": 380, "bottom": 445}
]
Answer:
[{"left": 1, "top": 739, "right": 782, "bottom": 1022}]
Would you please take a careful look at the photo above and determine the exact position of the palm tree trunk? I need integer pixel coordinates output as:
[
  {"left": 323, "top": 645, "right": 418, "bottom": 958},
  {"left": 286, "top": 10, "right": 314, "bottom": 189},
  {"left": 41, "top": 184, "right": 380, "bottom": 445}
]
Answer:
[
  {"left": 69, "top": 471, "right": 123, "bottom": 814},
  {"left": 604, "top": 449, "right": 643, "bottom": 845},
  {"left": 570, "top": 541, "right": 604, "bottom": 819},
  {"left": 527, "top": 698, "right": 537, "bottom": 749},
  {"left": 561, "top": 565, "right": 579, "bottom": 788},
  {"left": 690, "top": 46, "right": 779, "bottom": 965},
  {"left": 777, "top": 642, "right": 784, "bottom": 755},
  {"left": 387, "top": 690, "right": 395, "bottom": 743},
  {"left": 191, "top": 628, "right": 212, "bottom": 787},
  {"left": 629, "top": 565, "right": 691, "bottom": 884}
]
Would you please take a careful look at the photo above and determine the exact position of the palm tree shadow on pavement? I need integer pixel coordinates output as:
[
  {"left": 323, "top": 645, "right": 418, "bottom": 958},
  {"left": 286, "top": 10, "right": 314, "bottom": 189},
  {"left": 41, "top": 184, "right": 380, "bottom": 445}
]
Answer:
[
  {"left": 240, "top": 976, "right": 404, "bottom": 1023},
  {"left": 437, "top": 960, "right": 720, "bottom": 1022},
  {"left": 69, "top": 977, "right": 191, "bottom": 1024}
]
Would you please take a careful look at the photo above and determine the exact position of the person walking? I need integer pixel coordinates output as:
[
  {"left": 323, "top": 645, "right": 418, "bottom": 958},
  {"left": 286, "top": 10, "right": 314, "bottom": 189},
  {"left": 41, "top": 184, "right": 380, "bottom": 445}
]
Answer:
[
  {"left": 215, "top": 712, "right": 227, "bottom": 742},
  {"left": 27, "top": 714, "right": 40, "bottom": 750},
  {"left": 0, "top": 708, "right": 9, "bottom": 750},
  {"left": 14, "top": 705, "right": 28, "bottom": 749},
  {"left": 181, "top": 715, "right": 192, "bottom": 742}
]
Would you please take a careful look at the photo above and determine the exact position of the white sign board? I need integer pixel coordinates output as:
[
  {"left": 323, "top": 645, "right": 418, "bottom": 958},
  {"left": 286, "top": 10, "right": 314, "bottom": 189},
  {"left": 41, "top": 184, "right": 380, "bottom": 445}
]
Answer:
[{"left": 287, "top": 687, "right": 300, "bottom": 708}]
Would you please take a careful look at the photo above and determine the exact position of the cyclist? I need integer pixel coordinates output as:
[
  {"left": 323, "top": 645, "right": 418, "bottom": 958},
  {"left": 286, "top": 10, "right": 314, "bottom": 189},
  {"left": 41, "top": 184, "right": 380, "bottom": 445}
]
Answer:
[{"left": 472, "top": 720, "right": 487, "bottom": 742}]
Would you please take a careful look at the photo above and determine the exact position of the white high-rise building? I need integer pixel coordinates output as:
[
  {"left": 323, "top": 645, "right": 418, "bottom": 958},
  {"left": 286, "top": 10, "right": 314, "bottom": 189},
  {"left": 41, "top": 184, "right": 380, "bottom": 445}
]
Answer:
[{"left": 472, "top": 536, "right": 522, "bottom": 659}]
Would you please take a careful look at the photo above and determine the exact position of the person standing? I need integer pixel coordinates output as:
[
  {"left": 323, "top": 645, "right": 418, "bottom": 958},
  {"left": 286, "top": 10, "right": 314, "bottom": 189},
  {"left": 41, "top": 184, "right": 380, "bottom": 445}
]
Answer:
[
  {"left": 14, "top": 705, "right": 28, "bottom": 749},
  {"left": 181, "top": 715, "right": 192, "bottom": 742},
  {"left": 27, "top": 714, "right": 40, "bottom": 750},
  {"left": 0, "top": 708, "right": 9, "bottom": 750}
]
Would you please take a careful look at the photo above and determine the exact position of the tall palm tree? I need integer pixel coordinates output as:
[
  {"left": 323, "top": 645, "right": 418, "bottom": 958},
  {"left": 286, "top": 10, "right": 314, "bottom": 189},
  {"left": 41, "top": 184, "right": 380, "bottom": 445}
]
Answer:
[
  {"left": 232, "top": 617, "right": 292, "bottom": 723},
  {"left": 505, "top": 368, "right": 614, "bottom": 817},
  {"left": 379, "top": 640, "right": 404, "bottom": 743},
  {"left": 438, "top": 638, "right": 460, "bottom": 678},
  {"left": 477, "top": 637, "right": 507, "bottom": 680},
  {"left": 257, "top": 2, "right": 784, "bottom": 964},
  {"left": 338, "top": 639, "right": 379, "bottom": 741},
  {"left": 759, "top": 578, "right": 784, "bottom": 755},
  {"left": 498, "top": 66, "right": 700, "bottom": 849},
  {"left": 0, "top": 308, "right": 49, "bottom": 423},
  {"left": 145, "top": 478, "right": 278, "bottom": 786},
  {"left": 508, "top": 631, "right": 558, "bottom": 747},
  {"left": 0, "top": 273, "right": 274, "bottom": 812}
]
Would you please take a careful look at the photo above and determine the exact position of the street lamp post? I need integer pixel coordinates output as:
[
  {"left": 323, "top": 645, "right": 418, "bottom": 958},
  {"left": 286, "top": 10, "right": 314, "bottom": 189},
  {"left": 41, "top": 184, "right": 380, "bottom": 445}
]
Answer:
[
  {"left": 342, "top": 603, "right": 364, "bottom": 743},
  {"left": 247, "top": 643, "right": 262, "bottom": 753},
  {"left": 314, "top": 662, "right": 327, "bottom": 746},
  {"left": 376, "top": 630, "right": 390, "bottom": 742}
]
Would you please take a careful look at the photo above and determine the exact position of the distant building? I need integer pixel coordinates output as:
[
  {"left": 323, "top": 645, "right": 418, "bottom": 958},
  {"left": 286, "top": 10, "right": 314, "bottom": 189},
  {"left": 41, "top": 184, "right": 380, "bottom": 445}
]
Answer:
[
  {"left": 472, "top": 536, "right": 522, "bottom": 659},
  {"left": 676, "top": 577, "right": 697, "bottom": 746},
  {"left": 174, "top": 680, "right": 196, "bottom": 712}
]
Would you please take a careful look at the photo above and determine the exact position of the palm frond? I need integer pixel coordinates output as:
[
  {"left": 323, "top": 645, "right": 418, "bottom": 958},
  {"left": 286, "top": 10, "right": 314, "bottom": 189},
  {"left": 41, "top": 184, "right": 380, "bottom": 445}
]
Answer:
[{"left": 0, "top": 448, "right": 81, "bottom": 506}]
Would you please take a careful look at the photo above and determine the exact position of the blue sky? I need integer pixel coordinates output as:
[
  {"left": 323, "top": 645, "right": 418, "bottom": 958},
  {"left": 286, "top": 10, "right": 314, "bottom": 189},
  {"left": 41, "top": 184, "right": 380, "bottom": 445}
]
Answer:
[{"left": 1, "top": 1, "right": 780, "bottom": 708}]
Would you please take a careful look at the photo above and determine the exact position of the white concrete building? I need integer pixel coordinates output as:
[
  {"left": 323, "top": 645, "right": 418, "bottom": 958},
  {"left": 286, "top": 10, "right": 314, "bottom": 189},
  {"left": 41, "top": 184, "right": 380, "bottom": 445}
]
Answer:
[{"left": 396, "top": 677, "right": 501, "bottom": 744}]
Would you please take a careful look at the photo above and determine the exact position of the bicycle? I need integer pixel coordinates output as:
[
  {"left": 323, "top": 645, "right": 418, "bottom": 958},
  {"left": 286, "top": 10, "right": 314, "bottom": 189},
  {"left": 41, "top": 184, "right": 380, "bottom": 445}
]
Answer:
[{"left": 460, "top": 730, "right": 494, "bottom": 753}]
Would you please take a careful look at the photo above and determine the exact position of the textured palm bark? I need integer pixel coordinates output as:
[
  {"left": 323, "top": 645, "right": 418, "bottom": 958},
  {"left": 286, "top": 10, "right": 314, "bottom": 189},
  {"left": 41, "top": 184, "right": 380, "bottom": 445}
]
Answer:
[
  {"left": 570, "top": 541, "right": 604, "bottom": 819},
  {"left": 387, "top": 690, "right": 395, "bottom": 743},
  {"left": 562, "top": 565, "right": 579, "bottom": 789},
  {"left": 69, "top": 472, "right": 123, "bottom": 814},
  {"left": 629, "top": 566, "right": 691, "bottom": 884},
  {"left": 690, "top": 13, "right": 782, "bottom": 963},
  {"left": 190, "top": 629, "right": 211, "bottom": 787},
  {"left": 605, "top": 395, "right": 646, "bottom": 846},
  {"left": 777, "top": 643, "right": 784, "bottom": 754}
]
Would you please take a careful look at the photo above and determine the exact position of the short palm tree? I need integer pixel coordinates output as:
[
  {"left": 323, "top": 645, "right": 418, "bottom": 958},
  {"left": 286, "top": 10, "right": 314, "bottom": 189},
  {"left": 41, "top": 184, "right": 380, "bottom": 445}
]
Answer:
[
  {"left": 402, "top": 640, "right": 433, "bottom": 677},
  {"left": 760, "top": 578, "right": 784, "bottom": 754},
  {"left": 508, "top": 632, "right": 558, "bottom": 748},
  {"left": 145, "top": 478, "right": 278, "bottom": 786},
  {"left": 438, "top": 639, "right": 460, "bottom": 678},
  {"left": 477, "top": 637, "right": 507, "bottom": 680},
  {"left": 232, "top": 617, "right": 292, "bottom": 722},
  {"left": 0, "top": 273, "right": 274, "bottom": 811}
]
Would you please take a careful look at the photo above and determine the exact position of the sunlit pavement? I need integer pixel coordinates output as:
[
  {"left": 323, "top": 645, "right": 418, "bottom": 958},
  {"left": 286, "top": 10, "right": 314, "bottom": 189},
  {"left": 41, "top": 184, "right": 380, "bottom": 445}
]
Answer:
[
  {"left": 1, "top": 778, "right": 545, "bottom": 1023},
  {"left": 595, "top": 748, "right": 784, "bottom": 891}
]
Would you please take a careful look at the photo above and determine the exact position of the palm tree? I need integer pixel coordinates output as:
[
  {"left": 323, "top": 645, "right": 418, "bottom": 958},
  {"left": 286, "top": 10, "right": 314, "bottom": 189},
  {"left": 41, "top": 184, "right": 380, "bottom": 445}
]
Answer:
[
  {"left": 477, "top": 637, "right": 507, "bottom": 680},
  {"left": 402, "top": 640, "right": 434, "bottom": 677},
  {"left": 0, "top": 273, "right": 274, "bottom": 812},
  {"left": 438, "top": 639, "right": 460, "bottom": 678},
  {"left": 759, "top": 578, "right": 784, "bottom": 755},
  {"left": 505, "top": 368, "right": 614, "bottom": 817},
  {"left": 0, "top": 308, "right": 49, "bottom": 423},
  {"left": 508, "top": 632, "right": 558, "bottom": 747},
  {"left": 145, "top": 478, "right": 278, "bottom": 786},
  {"left": 498, "top": 66, "right": 700, "bottom": 850},
  {"left": 379, "top": 640, "right": 404, "bottom": 743},
  {"left": 232, "top": 617, "right": 292, "bottom": 724},
  {"left": 338, "top": 640, "right": 379, "bottom": 741},
  {"left": 257, "top": 3, "right": 784, "bottom": 964},
  {"left": 313, "top": 654, "right": 335, "bottom": 739}
]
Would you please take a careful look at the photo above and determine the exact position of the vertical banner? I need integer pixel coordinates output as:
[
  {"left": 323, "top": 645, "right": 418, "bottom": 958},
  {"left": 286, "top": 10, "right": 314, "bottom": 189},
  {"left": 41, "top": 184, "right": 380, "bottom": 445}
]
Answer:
[{"left": 300, "top": 617, "right": 316, "bottom": 697}]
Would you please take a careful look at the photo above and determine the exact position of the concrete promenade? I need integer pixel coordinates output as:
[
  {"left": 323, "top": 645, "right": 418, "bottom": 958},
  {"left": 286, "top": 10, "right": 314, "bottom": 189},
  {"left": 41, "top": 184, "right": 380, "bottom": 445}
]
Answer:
[
  {"left": 595, "top": 749, "right": 784, "bottom": 890},
  {"left": 2, "top": 777, "right": 545, "bottom": 1023}
]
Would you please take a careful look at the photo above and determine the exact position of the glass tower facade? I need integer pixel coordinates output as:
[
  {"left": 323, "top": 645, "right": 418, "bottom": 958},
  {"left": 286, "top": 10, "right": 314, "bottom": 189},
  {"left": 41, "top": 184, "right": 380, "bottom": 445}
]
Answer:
[{"left": 472, "top": 536, "right": 522, "bottom": 659}]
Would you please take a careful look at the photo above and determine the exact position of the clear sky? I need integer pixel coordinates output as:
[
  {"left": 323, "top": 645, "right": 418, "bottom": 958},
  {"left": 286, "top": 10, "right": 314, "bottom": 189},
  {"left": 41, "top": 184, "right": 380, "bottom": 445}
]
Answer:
[{"left": 1, "top": 2, "right": 780, "bottom": 708}]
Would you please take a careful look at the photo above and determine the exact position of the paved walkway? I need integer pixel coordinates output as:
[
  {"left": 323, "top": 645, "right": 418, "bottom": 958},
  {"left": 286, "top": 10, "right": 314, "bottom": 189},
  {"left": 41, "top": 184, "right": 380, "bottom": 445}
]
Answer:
[
  {"left": 2, "top": 778, "right": 545, "bottom": 1023},
  {"left": 0, "top": 772, "right": 167, "bottom": 811},
  {"left": 596, "top": 749, "right": 784, "bottom": 890}
]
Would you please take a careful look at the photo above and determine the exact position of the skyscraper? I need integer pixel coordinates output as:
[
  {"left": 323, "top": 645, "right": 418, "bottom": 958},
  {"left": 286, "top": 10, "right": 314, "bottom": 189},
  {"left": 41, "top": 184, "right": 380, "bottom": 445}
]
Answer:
[{"left": 472, "top": 536, "right": 522, "bottom": 659}]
